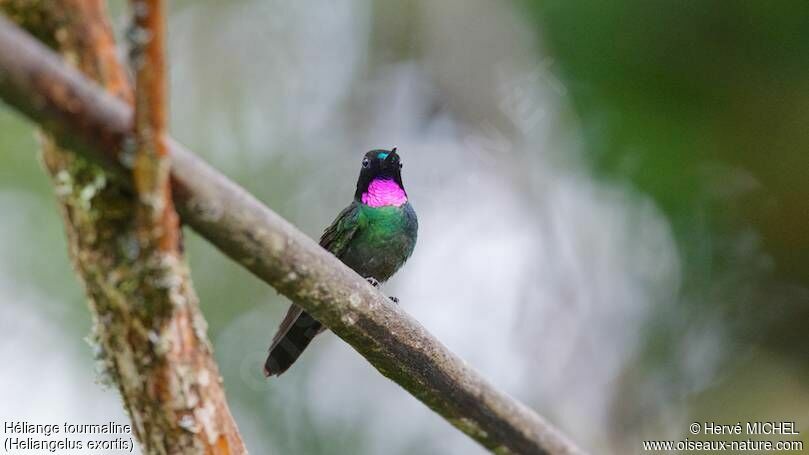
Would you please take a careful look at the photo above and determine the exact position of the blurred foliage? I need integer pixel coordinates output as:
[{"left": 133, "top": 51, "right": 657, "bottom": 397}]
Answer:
[
  {"left": 0, "top": 110, "right": 88, "bottom": 323},
  {"left": 519, "top": 2, "right": 809, "bottom": 450},
  {"left": 522, "top": 0, "right": 809, "bottom": 351}
]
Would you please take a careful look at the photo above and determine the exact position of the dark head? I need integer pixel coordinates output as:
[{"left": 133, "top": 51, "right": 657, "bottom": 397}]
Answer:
[{"left": 354, "top": 148, "right": 408, "bottom": 207}]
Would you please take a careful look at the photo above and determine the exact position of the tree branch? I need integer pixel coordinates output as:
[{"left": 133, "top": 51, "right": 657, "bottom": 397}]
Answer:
[
  {"left": 0, "top": 4, "right": 245, "bottom": 453},
  {"left": 129, "top": 0, "right": 178, "bottom": 253},
  {"left": 0, "top": 13, "right": 585, "bottom": 455}
]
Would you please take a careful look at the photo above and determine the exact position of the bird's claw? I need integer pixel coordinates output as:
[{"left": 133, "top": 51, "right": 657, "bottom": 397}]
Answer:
[{"left": 364, "top": 277, "right": 396, "bottom": 303}]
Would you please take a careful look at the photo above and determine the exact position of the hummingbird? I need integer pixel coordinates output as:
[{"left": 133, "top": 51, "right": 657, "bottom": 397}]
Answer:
[{"left": 264, "top": 148, "right": 418, "bottom": 377}]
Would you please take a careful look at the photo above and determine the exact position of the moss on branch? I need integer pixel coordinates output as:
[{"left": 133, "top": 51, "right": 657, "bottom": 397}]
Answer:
[{"left": 0, "top": 3, "right": 245, "bottom": 453}]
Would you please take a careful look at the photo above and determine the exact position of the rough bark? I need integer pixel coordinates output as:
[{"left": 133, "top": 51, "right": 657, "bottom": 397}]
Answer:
[
  {"left": 0, "top": 3, "right": 245, "bottom": 454},
  {"left": 0, "top": 12, "right": 586, "bottom": 455}
]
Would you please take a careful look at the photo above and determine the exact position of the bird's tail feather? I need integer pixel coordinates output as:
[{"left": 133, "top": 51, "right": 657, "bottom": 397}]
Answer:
[{"left": 264, "top": 305, "right": 323, "bottom": 377}]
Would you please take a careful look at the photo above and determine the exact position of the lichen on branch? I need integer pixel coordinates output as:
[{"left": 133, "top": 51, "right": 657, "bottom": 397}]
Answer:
[{"left": 0, "top": 2, "right": 246, "bottom": 453}]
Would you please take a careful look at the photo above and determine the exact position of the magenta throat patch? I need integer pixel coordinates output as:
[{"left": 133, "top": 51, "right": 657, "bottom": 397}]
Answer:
[{"left": 361, "top": 178, "right": 407, "bottom": 207}]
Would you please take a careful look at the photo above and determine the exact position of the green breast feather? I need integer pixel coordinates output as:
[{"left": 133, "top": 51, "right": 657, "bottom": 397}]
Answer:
[{"left": 319, "top": 201, "right": 418, "bottom": 282}]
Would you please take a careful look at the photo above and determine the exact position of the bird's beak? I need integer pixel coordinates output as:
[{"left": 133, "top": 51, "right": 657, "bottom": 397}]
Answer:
[{"left": 383, "top": 148, "right": 399, "bottom": 167}]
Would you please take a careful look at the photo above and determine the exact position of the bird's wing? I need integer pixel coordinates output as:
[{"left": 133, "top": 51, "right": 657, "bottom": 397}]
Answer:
[
  {"left": 272, "top": 203, "right": 361, "bottom": 340},
  {"left": 318, "top": 201, "right": 362, "bottom": 258},
  {"left": 264, "top": 202, "right": 363, "bottom": 376}
]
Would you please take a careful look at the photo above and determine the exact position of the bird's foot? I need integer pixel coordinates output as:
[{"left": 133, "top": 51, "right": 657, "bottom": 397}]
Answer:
[{"left": 365, "top": 277, "right": 396, "bottom": 303}]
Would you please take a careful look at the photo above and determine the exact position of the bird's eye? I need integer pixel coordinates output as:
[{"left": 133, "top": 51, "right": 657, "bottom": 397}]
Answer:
[
  {"left": 399, "top": 161, "right": 403, "bottom": 169},
  {"left": 362, "top": 158, "right": 370, "bottom": 168}
]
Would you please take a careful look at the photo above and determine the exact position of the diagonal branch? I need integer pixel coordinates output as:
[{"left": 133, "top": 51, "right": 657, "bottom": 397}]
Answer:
[{"left": 0, "top": 14, "right": 585, "bottom": 455}]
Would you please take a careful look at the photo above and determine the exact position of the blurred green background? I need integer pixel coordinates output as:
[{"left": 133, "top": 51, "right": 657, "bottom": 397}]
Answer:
[{"left": 1, "top": 1, "right": 807, "bottom": 453}]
